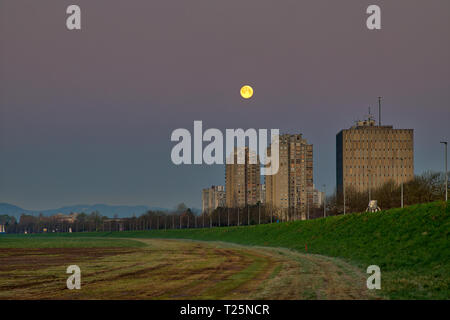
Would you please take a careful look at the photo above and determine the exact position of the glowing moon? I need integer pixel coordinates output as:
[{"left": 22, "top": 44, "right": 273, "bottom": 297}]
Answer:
[{"left": 240, "top": 85, "right": 254, "bottom": 99}]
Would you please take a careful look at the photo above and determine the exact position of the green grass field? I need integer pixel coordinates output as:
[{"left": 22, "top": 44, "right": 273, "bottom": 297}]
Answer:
[
  {"left": 1, "top": 201, "right": 449, "bottom": 299},
  {"left": 0, "top": 237, "right": 146, "bottom": 248}
]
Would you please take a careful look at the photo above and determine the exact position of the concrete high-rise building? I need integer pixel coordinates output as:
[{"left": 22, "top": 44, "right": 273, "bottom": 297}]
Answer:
[
  {"left": 202, "top": 185, "right": 225, "bottom": 214},
  {"left": 265, "top": 134, "right": 313, "bottom": 220},
  {"left": 336, "top": 115, "right": 414, "bottom": 194},
  {"left": 225, "top": 147, "right": 260, "bottom": 208},
  {"left": 260, "top": 184, "right": 266, "bottom": 204},
  {"left": 312, "top": 185, "right": 325, "bottom": 208}
]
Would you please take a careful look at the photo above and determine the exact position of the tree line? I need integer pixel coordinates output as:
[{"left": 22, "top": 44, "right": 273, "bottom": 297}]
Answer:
[
  {"left": 325, "top": 171, "right": 448, "bottom": 215},
  {"left": 1, "top": 171, "right": 447, "bottom": 234},
  {"left": 1, "top": 202, "right": 322, "bottom": 234}
]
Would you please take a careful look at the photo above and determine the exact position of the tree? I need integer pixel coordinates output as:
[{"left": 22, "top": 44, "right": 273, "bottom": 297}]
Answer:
[{"left": 175, "top": 203, "right": 188, "bottom": 214}]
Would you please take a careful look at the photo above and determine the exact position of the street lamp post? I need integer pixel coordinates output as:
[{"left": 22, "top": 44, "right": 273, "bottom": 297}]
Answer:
[
  {"left": 323, "top": 184, "right": 326, "bottom": 218},
  {"left": 237, "top": 207, "right": 240, "bottom": 226},
  {"left": 441, "top": 141, "right": 448, "bottom": 202},
  {"left": 343, "top": 183, "right": 346, "bottom": 215},
  {"left": 307, "top": 191, "right": 310, "bottom": 220},
  {"left": 258, "top": 203, "right": 261, "bottom": 225},
  {"left": 270, "top": 206, "right": 273, "bottom": 223},
  {"left": 400, "top": 157, "right": 404, "bottom": 208}
]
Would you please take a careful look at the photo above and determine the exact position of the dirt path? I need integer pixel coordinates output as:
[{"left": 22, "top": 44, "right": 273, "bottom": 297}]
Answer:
[
  {"left": 146, "top": 239, "right": 377, "bottom": 300},
  {"left": 0, "top": 238, "right": 377, "bottom": 300}
]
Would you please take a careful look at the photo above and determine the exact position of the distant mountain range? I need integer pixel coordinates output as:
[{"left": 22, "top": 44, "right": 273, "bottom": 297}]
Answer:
[{"left": 0, "top": 203, "right": 171, "bottom": 218}]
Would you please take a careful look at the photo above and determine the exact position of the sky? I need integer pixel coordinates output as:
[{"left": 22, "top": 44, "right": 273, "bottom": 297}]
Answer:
[{"left": 1, "top": 0, "right": 449, "bottom": 211}]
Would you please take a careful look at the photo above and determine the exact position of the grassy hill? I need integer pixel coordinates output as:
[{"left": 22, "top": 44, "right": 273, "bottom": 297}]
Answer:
[
  {"left": 106, "top": 201, "right": 450, "bottom": 299},
  {"left": 3, "top": 201, "right": 449, "bottom": 299}
]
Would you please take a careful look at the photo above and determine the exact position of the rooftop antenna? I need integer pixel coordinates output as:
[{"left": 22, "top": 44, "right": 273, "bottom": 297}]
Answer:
[
  {"left": 378, "top": 96, "right": 382, "bottom": 126},
  {"left": 368, "top": 106, "right": 374, "bottom": 122}
]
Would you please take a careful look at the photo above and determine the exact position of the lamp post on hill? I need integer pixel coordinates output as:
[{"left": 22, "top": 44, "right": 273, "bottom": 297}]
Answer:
[
  {"left": 307, "top": 190, "right": 310, "bottom": 220},
  {"left": 258, "top": 203, "right": 261, "bottom": 225},
  {"left": 343, "top": 183, "right": 346, "bottom": 215},
  {"left": 400, "top": 157, "right": 404, "bottom": 208},
  {"left": 441, "top": 141, "right": 448, "bottom": 201},
  {"left": 237, "top": 207, "right": 240, "bottom": 226}
]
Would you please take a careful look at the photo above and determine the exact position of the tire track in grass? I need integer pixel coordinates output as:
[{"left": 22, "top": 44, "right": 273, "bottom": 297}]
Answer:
[{"left": 162, "top": 240, "right": 378, "bottom": 300}]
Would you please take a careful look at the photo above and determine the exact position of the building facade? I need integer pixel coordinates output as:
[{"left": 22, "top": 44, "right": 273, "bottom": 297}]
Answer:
[
  {"left": 202, "top": 185, "right": 226, "bottom": 214},
  {"left": 53, "top": 213, "right": 79, "bottom": 223},
  {"left": 336, "top": 116, "right": 414, "bottom": 194},
  {"left": 265, "top": 134, "right": 313, "bottom": 220},
  {"left": 225, "top": 147, "right": 260, "bottom": 208},
  {"left": 260, "top": 184, "right": 266, "bottom": 204},
  {"left": 312, "top": 186, "right": 325, "bottom": 208}
]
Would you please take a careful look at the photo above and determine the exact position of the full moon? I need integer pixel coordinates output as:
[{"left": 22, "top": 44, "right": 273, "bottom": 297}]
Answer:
[{"left": 240, "top": 85, "right": 254, "bottom": 99}]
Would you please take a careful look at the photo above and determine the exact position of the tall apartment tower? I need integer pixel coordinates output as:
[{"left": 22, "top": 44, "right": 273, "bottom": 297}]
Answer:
[
  {"left": 336, "top": 115, "right": 414, "bottom": 194},
  {"left": 265, "top": 134, "right": 313, "bottom": 220},
  {"left": 202, "top": 185, "right": 225, "bottom": 214},
  {"left": 259, "top": 184, "right": 266, "bottom": 204},
  {"left": 312, "top": 185, "right": 325, "bottom": 208},
  {"left": 225, "top": 147, "right": 260, "bottom": 208}
]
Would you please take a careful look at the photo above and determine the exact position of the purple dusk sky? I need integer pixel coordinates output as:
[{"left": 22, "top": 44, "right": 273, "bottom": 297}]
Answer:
[{"left": 1, "top": 0, "right": 449, "bottom": 210}]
